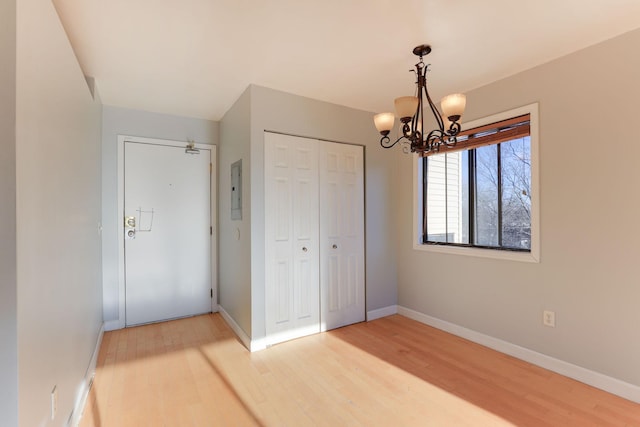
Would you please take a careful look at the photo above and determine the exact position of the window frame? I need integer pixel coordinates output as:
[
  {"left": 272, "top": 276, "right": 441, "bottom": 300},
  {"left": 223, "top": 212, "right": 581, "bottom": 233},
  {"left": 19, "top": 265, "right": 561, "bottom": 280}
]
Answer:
[{"left": 412, "top": 103, "right": 540, "bottom": 263}]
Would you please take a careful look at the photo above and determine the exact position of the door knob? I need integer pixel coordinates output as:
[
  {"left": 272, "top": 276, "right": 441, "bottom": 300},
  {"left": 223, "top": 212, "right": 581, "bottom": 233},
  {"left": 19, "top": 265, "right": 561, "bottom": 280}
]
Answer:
[
  {"left": 302, "top": 247, "right": 308, "bottom": 252},
  {"left": 332, "top": 244, "right": 338, "bottom": 249}
]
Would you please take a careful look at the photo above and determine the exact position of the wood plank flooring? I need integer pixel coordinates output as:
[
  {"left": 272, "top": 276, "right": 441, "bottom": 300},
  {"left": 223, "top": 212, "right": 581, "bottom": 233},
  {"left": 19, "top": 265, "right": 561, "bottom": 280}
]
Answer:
[{"left": 79, "top": 314, "right": 640, "bottom": 426}]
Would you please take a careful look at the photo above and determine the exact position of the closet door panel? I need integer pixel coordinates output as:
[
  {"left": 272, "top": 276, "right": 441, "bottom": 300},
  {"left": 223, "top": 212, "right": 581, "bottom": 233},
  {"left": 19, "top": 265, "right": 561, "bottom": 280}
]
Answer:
[
  {"left": 292, "top": 143, "right": 319, "bottom": 325},
  {"left": 327, "top": 253, "right": 340, "bottom": 312},
  {"left": 295, "top": 257, "right": 313, "bottom": 318},
  {"left": 347, "top": 253, "right": 358, "bottom": 306},
  {"left": 320, "top": 141, "right": 365, "bottom": 331},
  {"left": 275, "top": 259, "right": 290, "bottom": 323},
  {"left": 266, "top": 140, "right": 294, "bottom": 332},
  {"left": 274, "top": 178, "right": 290, "bottom": 241},
  {"left": 265, "top": 133, "right": 320, "bottom": 345}
]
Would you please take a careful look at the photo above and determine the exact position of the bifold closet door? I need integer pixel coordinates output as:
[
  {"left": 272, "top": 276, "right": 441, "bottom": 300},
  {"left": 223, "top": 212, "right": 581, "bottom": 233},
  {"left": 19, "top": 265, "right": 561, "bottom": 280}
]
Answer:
[
  {"left": 265, "top": 133, "right": 320, "bottom": 345},
  {"left": 319, "top": 141, "right": 365, "bottom": 331}
]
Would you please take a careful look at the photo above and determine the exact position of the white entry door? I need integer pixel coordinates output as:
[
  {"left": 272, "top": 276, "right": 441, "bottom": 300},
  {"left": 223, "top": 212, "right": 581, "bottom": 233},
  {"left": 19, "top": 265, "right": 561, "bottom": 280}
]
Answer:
[
  {"left": 320, "top": 141, "right": 365, "bottom": 331},
  {"left": 265, "top": 133, "right": 320, "bottom": 345},
  {"left": 124, "top": 140, "right": 212, "bottom": 326}
]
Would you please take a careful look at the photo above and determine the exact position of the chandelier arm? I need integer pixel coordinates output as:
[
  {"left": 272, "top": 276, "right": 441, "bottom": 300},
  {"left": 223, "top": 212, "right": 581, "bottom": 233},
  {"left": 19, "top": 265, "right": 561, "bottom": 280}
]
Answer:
[
  {"left": 426, "top": 129, "right": 443, "bottom": 144},
  {"left": 448, "top": 121, "right": 461, "bottom": 136},
  {"left": 380, "top": 134, "right": 406, "bottom": 149},
  {"left": 417, "top": 90, "right": 425, "bottom": 146},
  {"left": 401, "top": 121, "right": 412, "bottom": 138},
  {"left": 422, "top": 66, "right": 445, "bottom": 133},
  {"left": 440, "top": 122, "right": 461, "bottom": 148},
  {"left": 413, "top": 63, "right": 423, "bottom": 143},
  {"left": 426, "top": 129, "right": 447, "bottom": 152}
]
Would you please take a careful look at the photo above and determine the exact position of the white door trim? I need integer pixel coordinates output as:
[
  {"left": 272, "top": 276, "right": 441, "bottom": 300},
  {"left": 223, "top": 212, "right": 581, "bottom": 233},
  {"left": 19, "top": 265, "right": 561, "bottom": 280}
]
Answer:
[{"left": 114, "top": 135, "right": 217, "bottom": 330}]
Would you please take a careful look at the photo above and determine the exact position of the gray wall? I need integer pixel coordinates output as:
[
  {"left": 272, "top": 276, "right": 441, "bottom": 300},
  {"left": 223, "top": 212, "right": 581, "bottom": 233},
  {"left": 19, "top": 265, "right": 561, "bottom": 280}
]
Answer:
[
  {"left": 248, "top": 85, "right": 398, "bottom": 342},
  {"left": 395, "top": 29, "right": 640, "bottom": 386},
  {"left": 219, "top": 88, "right": 253, "bottom": 336},
  {"left": 0, "top": 0, "right": 17, "bottom": 424},
  {"left": 15, "top": 0, "right": 103, "bottom": 425},
  {"left": 101, "top": 105, "right": 219, "bottom": 323}
]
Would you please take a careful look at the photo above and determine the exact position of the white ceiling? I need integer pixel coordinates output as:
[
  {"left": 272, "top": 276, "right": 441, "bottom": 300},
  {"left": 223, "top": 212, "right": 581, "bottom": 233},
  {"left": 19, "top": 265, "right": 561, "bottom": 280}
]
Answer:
[{"left": 53, "top": 0, "right": 640, "bottom": 121}]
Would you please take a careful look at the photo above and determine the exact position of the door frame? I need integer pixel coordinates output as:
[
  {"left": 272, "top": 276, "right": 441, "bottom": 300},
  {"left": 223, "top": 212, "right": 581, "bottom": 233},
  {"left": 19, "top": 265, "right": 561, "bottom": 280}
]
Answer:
[{"left": 113, "top": 135, "right": 217, "bottom": 330}]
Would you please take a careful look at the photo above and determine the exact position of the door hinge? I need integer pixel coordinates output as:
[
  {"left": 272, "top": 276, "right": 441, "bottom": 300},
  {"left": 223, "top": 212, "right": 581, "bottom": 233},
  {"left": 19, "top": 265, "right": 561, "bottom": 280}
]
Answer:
[
  {"left": 210, "top": 289, "right": 213, "bottom": 298},
  {"left": 210, "top": 226, "right": 213, "bottom": 235},
  {"left": 209, "top": 163, "right": 212, "bottom": 173}
]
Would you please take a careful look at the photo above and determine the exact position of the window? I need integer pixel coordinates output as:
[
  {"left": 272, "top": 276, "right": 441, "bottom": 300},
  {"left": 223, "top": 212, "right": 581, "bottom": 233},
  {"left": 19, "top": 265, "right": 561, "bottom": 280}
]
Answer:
[{"left": 414, "top": 104, "right": 539, "bottom": 262}]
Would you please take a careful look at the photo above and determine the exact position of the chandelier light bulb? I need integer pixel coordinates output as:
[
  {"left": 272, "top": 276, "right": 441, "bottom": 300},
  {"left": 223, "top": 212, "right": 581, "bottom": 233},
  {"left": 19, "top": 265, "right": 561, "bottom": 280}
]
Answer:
[
  {"left": 394, "top": 96, "right": 419, "bottom": 122},
  {"left": 373, "top": 112, "right": 395, "bottom": 134},
  {"left": 441, "top": 93, "right": 466, "bottom": 122}
]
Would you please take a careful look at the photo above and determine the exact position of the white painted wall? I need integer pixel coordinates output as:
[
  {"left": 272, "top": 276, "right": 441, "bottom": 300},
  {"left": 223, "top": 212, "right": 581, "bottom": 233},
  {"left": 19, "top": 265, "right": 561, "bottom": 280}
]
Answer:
[
  {"left": 395, "top": 29, "right": 640, "bottom": 387},
  {"left": 15, "top": 0, "right": 103, "bottom": 425},
  {"left": 101, "top": 106, "right": 219, "bottom": 324},
  {"left": 219, "top": 85, "right": 397, "bottom": 341},
  {"left": 0, "top": 0, "right": 18, "bottom": 424},
  {"left": 219, "top": 88, "right": 252, "bottom": 336}
]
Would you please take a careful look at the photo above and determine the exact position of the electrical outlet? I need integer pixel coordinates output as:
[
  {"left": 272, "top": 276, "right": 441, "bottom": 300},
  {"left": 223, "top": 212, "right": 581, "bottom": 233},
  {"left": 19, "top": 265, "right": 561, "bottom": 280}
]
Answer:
[
  {"left": 543, "top": 310, "right": 556, "bottom": 327},
  {"left": 51, "top": 386, "right": 57, "bottom": 420}
]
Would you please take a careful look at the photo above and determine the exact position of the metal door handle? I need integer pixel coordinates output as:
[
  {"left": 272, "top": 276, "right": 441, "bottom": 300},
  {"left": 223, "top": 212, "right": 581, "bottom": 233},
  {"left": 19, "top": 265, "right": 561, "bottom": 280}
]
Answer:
[
  {"left": 332, "top": 244, "right": 338, "bottom": 249},
  {"left": 302, "top": 247, "right": 308, "bottom": 252},
  {"left": 125, "top": 216, "right": 136, "bottom": 228}
]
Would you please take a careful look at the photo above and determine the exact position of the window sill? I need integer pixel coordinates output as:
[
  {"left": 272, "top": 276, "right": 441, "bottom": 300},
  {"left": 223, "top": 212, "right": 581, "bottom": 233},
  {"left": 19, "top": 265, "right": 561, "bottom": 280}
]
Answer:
[{"left": 413, "top": 241, "right": 540, "bottom": 263}]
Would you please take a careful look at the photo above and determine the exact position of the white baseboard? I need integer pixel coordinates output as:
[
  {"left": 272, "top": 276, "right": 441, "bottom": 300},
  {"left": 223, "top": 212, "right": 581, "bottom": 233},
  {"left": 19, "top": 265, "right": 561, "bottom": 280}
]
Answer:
[
  {"left": 70, "top": 322, "right": 104, "bottom": 426},
  {"left": 367, "top": 305, "right": 398, "bottom": 321},
  {"left": 217, "top": 305, "right": 266, "bottom": 352},
  {"left": 103, "top": 319, "right": 122, "bottom": 331},
  {"left": 249, "top": 338, "right": 267, "bottom": 352},
  {"left": 397, "top": 306, "right": 640, "bottom": 404}
]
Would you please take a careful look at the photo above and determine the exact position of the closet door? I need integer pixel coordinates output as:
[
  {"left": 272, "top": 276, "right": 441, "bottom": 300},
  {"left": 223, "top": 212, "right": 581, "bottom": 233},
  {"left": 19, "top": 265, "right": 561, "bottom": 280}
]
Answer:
[
  {"left": 320, "top": 141, "right": 365, "bottom": 331},
  {"left": 265, "top": 133, "right": 320, "bottom": 345}
]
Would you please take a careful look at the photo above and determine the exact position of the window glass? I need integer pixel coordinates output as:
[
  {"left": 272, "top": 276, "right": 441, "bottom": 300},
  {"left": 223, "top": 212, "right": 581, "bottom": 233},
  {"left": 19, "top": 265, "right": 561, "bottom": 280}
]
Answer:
[
  {"left": 500, "top": 137, "right": 531, "bottom": 249},
  {"left": 425, "top": 153, "right": 449, "bottom": 243},
  {"left": 425, "top": 152, "right": 467, "bottom": 244},
  {"left": 460, "top": 152, "right": 470, "bottom": 244},
  {"left": 475, "top": 145, "right": 499, "bottom": 246}
]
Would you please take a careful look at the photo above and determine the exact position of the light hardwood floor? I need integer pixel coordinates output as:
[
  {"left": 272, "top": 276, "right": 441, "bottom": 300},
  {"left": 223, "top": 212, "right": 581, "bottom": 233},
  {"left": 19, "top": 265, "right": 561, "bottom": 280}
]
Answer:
[{"left": 80, "top": 314, "right": 640, "bottom": 426}]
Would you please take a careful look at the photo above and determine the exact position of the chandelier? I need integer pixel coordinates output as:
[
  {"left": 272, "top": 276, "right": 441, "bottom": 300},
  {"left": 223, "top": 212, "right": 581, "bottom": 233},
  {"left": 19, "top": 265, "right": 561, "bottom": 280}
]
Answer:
[{"left": 373, "top": 44, "right": 466, "bottom": 155}]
